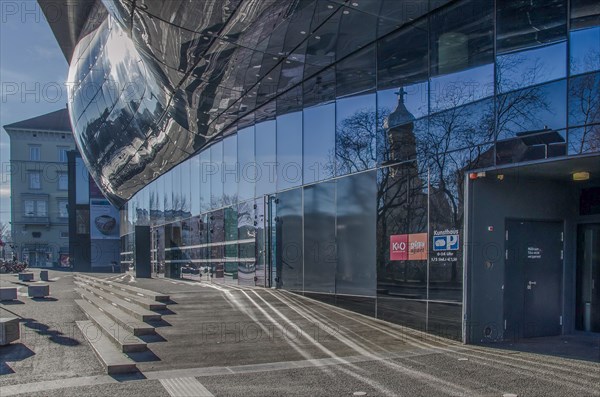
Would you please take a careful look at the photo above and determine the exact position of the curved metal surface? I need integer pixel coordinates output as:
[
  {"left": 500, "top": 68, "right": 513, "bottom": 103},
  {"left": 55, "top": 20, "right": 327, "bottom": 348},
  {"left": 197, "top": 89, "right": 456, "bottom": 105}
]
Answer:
[{"left": 67, "top": 0, "right": 432, "bottom": 206}]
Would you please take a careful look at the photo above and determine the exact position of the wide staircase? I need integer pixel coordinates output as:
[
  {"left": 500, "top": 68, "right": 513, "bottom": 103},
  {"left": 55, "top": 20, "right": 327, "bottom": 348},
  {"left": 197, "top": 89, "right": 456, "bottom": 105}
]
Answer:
[{"left": 73, "top": 274, "right": 171, "bottom": 374}]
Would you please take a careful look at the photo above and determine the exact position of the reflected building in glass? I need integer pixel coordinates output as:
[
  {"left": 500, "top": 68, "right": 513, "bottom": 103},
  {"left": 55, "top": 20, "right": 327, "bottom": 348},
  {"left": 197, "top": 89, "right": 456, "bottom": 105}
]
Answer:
[{"left": 42, "top": 0, "right": 600, "bottom": 342}]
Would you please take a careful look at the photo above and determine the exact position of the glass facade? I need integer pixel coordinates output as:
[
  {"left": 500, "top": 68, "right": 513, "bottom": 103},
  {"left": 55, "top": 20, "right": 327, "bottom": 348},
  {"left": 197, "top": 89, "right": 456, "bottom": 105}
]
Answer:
[{"left": 66, "top": 0, "right": 599, "bottom": 340}]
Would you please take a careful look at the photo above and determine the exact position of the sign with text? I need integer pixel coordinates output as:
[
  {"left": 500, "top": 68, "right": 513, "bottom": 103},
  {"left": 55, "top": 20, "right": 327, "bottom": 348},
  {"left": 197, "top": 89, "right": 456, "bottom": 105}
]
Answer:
[
  {"left": 431, "top": 229, "right": 460, "bottom": 264},
  {"left": 390, "top": 233, "right": 428, "bottom": 261}
]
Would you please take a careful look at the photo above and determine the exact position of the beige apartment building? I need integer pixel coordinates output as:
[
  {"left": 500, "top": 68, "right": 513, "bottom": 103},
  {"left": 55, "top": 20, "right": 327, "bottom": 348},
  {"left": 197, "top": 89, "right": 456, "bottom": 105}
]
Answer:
[{"left": 4, "top": 108, "right": 75, "bottom": 267}]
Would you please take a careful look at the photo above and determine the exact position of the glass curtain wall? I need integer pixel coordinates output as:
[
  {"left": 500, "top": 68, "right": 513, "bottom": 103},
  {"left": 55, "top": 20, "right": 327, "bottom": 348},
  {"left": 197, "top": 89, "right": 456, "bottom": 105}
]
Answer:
[{"left": 121, "top": 0, "right": 600, "bottom": 339}]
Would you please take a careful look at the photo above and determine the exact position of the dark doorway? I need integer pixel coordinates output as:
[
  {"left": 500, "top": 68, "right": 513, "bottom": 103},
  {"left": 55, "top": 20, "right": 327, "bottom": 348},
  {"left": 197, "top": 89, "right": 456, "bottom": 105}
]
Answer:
[
  {"left": 505, "top": 220, "right": 563, "bottom": 339},
  {"left": 576, "top": 224, "right": 600, "bottom": 333}
]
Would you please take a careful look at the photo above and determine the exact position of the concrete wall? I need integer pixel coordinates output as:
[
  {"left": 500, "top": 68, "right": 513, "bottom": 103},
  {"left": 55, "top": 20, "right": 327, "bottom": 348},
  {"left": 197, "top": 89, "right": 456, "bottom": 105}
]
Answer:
[{"left": 466, "top": 176, "right": 580, "bottom": 344}]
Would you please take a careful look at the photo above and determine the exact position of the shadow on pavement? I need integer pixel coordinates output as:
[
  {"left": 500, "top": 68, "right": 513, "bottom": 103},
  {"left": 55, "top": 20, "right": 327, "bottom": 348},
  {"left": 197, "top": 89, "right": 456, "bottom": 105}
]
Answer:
[
  {"left": 482, "top": 334, "right": 600, "bottom": 363},
  {"left": 21, "top": 318, "right": 81, "bottom": 346},
  {"left": 127, "top": 349, "right": 161, "bottom": 363},
  {"left": 0, "top": 300, "right": 24, "bottom": 305},
  {"left": 0, "top": 343, "right": 35, "bottom": 375}
]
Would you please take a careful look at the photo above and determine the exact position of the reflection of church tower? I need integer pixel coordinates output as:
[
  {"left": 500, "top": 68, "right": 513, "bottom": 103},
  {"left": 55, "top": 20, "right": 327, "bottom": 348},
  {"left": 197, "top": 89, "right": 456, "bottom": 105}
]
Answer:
[{"left": 385, "top": 88, "right": 417, "bottom": 163}]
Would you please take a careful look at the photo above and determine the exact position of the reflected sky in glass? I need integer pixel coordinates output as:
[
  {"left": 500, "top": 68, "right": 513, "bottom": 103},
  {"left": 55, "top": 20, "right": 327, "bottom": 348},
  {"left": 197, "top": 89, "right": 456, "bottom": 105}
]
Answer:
[{"left": 570, "top": 26, "right": 600, "bottom": 76}]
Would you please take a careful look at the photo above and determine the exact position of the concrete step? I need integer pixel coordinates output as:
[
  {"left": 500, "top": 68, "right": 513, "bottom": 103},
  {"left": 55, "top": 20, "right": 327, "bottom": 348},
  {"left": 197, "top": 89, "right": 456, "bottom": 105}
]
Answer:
[
  {"left": 75, "top": 281, "right": 161, "bottom": 322},
  {"left": 76, "top": 274, "right": 170, "bottom": 302},
  {"left": 76, "top": 289, "right": 155, "bottom": 336},
  {"left": 75, "top": 299, "right": 147, "bottom": 353},
  {"left": 76, "top": 320, "right": 137, "bottom": 375},
  {"left": 75, "top": 276, "right": 167, "bottom": 311}
]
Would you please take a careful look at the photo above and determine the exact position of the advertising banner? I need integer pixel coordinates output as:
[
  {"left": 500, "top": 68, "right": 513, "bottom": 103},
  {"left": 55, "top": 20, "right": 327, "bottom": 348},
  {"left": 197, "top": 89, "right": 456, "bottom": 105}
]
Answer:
[
  {"left": 90, "top": 199, "right": 120, "bottom": 240},
  {"left": 431, "top": 229, "right": 460, "bottom": 264}
]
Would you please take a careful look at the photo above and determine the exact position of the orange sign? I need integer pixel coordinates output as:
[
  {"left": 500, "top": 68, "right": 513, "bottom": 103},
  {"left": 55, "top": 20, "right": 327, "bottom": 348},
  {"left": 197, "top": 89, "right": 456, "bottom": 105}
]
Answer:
[
  {"left": 390, "top": 233, "right": 428, "bottom": 261},
  {"left": 408, "top": 233, "right": 428, "bottom": 260}
]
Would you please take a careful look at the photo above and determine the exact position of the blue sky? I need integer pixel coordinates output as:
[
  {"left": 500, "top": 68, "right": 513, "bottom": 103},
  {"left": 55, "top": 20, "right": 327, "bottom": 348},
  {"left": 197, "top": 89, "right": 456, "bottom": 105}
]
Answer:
[{"left": 0, "top": 2, "right": 68, "bottom": 229}]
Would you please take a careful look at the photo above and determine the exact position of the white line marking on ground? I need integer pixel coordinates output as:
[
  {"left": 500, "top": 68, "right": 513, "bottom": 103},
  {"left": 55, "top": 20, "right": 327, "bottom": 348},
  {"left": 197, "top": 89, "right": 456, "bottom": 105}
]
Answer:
[{"left": 160, "top": 377, "right": 214, "bottom": 397}]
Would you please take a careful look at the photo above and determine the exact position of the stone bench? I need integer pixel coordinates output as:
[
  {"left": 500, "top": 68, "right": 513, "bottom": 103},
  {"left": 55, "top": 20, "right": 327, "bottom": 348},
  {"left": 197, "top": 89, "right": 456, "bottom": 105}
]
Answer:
[
  {"left": 0, "top": 318, "right": 20, "bottom": 345},
  {"left": 18, "top": 273, "right": 34, "bottom": 282},
  {"left": 40, "top": 270, "right": 49, "bottom": 281},
  {"left": 28, "top": 284, "right": 50, "bottom": 298},
  {"left": 0, "top": 287, "right": 18, "bottom": 301}
]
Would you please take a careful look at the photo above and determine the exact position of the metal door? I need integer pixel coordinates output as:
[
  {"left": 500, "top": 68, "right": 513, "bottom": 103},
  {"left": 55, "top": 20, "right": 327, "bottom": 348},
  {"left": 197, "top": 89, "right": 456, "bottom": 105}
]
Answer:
[{"left": 505, "top": 220, "right": 563, "bottom": 339}]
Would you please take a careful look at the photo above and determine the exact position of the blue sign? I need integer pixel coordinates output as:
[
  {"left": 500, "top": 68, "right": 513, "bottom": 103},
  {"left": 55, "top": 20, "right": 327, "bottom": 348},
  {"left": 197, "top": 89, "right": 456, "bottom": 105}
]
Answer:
[{"left": 433, "top": 234, "right": 459, "bottom": 251}]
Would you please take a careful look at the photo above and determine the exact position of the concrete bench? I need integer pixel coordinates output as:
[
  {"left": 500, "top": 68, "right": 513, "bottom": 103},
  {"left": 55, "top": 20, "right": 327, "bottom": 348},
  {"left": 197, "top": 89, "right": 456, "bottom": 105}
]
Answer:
[
  {"left": 40, "top": 270, "right": 49, "bottom": 281},
  {"left": 28, "top": 284, "right": 50, "bottom": 298},
  {"left": 0, "top": 317, "right": 20, "bottom": 345},
  {"left": 18, "top": 273, "right": 34, "bottom": 282},
  {"left": 0, "top": 287, "right": 18, "bottom": 301}
]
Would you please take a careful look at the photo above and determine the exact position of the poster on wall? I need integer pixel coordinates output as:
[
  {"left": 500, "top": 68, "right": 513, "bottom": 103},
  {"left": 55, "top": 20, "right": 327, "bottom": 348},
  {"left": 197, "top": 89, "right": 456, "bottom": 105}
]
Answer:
[
  {"left": 90, "top": 199, "right": 120, "bottom": 240},
  {"left": 390, "top": 233, "right": 428, "bottom": 261}
]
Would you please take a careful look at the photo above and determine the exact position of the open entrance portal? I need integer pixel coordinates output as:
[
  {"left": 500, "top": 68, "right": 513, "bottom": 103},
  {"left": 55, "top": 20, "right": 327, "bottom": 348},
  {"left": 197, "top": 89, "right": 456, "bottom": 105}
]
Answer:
[{"left": 466, "top": 155, "right": 600, "bottom": 348}]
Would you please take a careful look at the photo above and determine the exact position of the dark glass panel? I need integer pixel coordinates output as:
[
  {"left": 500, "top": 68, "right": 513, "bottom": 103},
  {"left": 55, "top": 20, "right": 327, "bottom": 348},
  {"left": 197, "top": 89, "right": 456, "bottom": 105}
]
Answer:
[
  {"left": 336, "top": 171, "right": 377, "bottom": 297},
  {"left": 210, "top": 141, "right": 223, "bottom": 209},
  {"left": 430, "top": 0, "right": 494, "bottom": 77},
  {"left": 238, "top": 126, "right": 256, "bottom": 202},
  {"left": 335, "top": 295, "right": 376, "bottom": 318},
  {"left": 255, "top": 198, "right": 267, "bottom": 287},
  {"left": 276, "top": 111, "right": 303, "bottom": 191},
  {"left": 336, "top": 44, "right": 376, "bottom": 98},
  {"left": 199, "top": 149, "right": 211, "bottom": 214},
  {"left": 209, "top": 209, "right": 224, "bottom": 277},
  {"left": 427, "top": 302, "right": 463, "bottom": 341},
  {"left": 336, "top": 6, "right": 378, "bottom": 61},
  {"left": 237, "top": 200, "right": 256, "bottom": 286},
  {"left": 377, "top": 20, "right": 429, "bottom": 91},
  {"left": 570, "top": 27, "right": 600, "bottom": 76},
  {"left": 255, "top": 120, "right": 277, "bottom": 197},
  {"left": 568, "top": 126, "right": 600, "bottom": 154},
  {"left": 336, "top": 93, "right": 377, "bottom": 176},
  {"left": 569, "top": 72, "right": 600, "bottom": 128},
  {"left": 570, "top": 0, "right": 600, "bottom": 29},
  {"left": 303, "top": 103, "right": 336, "bottom": 184},
  {"left": 496, "top": 79, "right": 567, "bottom": 141},
  {"left": 497, "top": 42, "right": 567, "bottom": 93},
  {"left": 497, "top": 129, "right": 567, "bottom": 165},
  {"left": 497, "top": 0, "right": 567, "bottom": 53},
  {"left": 277, "top": 188, "right": 303, "bottom": 291},
  {"left": 222, "top": 134, "right": 238, "bottom": 204},
  {"left": 303, "top": 66, "right": 336, "bottom": 108},
  {"left": 427, "top": 97, "right": 495, "bottom": 153},
  {"left": 224, "top": 206, "right": 238, "bottom": 283},
  {"left": 190, "top": 155, "right": 201, "bottom": 216},
  {"left": 376, "top": 161, "right": 429, "bottom": 330},
  {"left": 303, "top": 182, "right": 336, "bottom": 294},
  {"left": 163, "top": 170, "right": 173, "bottom": 223}
]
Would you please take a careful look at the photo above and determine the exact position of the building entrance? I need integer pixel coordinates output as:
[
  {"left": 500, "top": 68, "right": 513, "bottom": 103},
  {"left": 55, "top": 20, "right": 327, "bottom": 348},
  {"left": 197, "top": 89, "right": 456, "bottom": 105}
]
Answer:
[{"left": 504, "top": 220, "right": 563, "bottom": 339}]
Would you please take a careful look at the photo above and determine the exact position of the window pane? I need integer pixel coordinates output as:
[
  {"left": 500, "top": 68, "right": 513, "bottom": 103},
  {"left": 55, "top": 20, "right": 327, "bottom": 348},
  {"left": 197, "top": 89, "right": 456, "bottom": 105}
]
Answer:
[
  {"left": 378, "top": 20, "right": 428, "bottom": 91},
  {"left": 237, "top": 200, "right": 255, "bottom": 286},
  {"left": 497, "top": 79, "right": 567, "bottom": 140},
  {"left": 277, "top": 188, "right": 303, "bottom": 291},
  {"left": 497, "top": 0, "right": 567, "bottom": 53},
  {"left": 199, "top": 150, "right": 211, "bottom": 214},
  {"left": 570, "top": 0, "right": 600, "bottom": 29},
  {"left": 24, "top": 200, "right": 35, "bottom": 216},
  {"left": 29, "top": 146, "right": 40, "bottom": 161},
  {"left": 29, "top": 173, "right": 41, "bottom": 189},
  {"left": 570, "top": 27, "right": 600, "bottom": 76},
  {"left": 303, "top": 182, "right": 336, "bottom": 294},
  {"left": 210, "top": 141, "right": 223, "bottom": 209},
  {"left": 190, "top": 155, "right": 200, "bottom": 216},
  {"left": 255, "top": 120, "right": 276, "bottom": 197},
  {"left": 276, "top": 111, "right": 303, "bottom": 191},
  {"left": 58, "top": 173, "right": 68, "bottom": 190},
  {"left": 59, "top": 201, "right": 69, "bottom": 218},
  {"left": 223, "top": 135, "right": 238, "bottom": 204},
  {"left": 336, "top": 93, "right": 377, "bottom": 176},
  {"left": 430, "top": 0, "right": 494, "bottom": 76},
  {"left": 336, "top": 171, "right": 377, "bottom": 297},
  {"left": 568, "top": 126, "right": 600, "bottom": 154},
  {"left": 37, "top": 201, "right": 47, "bottom": 217},
  {"left": 303, "top": 103, "right": 335, "bottom": 184},
  {"left": 238, "top": 126, "right": 256, "bottom": 202},
  {"left": 497, "top": 42, "right": 567, "bottom": 93},
  {"left": 224, "top": 206, "right": 238, "bottom": 282}
]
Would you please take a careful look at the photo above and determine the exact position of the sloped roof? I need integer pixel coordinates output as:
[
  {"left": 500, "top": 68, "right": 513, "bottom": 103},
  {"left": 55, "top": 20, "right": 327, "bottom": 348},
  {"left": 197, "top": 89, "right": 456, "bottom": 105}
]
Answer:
[{"left": 3, "top": 108, "right": 72, "bottom": 132}]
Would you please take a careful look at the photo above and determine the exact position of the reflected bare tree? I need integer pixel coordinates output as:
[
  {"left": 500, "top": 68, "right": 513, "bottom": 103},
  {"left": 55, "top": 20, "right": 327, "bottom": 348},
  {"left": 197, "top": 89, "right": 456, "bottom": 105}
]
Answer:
[{"left": 568, "top": 52, "right": 600, "bottom": 154}]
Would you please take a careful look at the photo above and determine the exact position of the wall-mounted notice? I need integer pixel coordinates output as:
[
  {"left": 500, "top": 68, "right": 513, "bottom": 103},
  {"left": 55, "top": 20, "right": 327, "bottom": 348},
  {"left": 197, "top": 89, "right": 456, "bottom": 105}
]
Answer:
[{"left": 432, "top": 229, "right": 460, "bottom": 263}]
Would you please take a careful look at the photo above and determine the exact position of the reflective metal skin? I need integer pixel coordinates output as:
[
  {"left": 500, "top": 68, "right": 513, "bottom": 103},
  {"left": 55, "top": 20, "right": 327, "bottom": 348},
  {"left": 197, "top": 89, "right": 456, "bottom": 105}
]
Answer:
[{"left": 63, "top": 0, "right": 434, "bottom": 206}]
